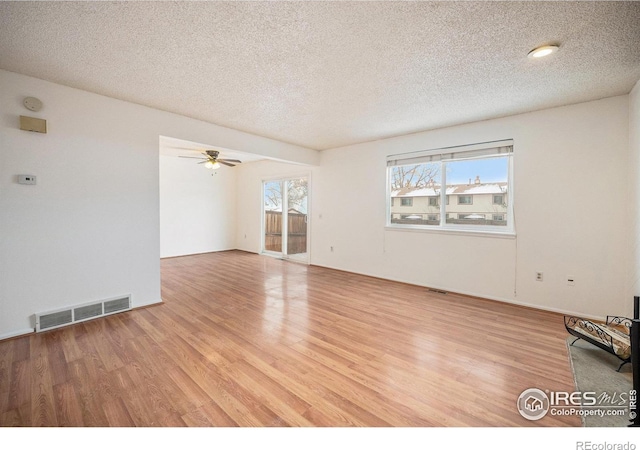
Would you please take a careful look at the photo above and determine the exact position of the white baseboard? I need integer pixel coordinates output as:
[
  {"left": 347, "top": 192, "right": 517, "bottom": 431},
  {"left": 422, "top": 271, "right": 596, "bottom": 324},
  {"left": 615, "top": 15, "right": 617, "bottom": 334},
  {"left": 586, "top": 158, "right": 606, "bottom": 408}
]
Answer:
[
  {"left": 0, "top": 328, "right": 35, "bottom": 341},
  {"left": 132, "top": 298, "right": 163, "bottom": 309},
  {"left": 309, "top": 262, "right": 599, "bottom": 320}
]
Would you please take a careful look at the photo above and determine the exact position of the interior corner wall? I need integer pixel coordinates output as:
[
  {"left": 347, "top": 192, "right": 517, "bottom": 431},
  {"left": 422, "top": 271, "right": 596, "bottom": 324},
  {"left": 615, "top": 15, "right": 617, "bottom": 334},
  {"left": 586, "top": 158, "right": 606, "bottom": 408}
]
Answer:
[
  {"left": 159, "top": 155, "right": 237, "bottom": 258},
  {"left": 304, "top": 96, "right": 629, "bottom": 319},
  {"left": 628, "top": 79, "right": 640, "bottom": 303},
  {"left": 0, "top": 69, "right": 316, "bottom": 339}
]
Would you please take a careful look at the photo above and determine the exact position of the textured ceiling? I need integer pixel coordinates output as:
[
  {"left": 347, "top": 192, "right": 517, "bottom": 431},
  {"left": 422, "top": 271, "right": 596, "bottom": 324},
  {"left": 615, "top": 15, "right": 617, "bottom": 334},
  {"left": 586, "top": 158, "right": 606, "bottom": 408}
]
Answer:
[{"left": 1, "top": 1, "right": 639, "bottom": 151}]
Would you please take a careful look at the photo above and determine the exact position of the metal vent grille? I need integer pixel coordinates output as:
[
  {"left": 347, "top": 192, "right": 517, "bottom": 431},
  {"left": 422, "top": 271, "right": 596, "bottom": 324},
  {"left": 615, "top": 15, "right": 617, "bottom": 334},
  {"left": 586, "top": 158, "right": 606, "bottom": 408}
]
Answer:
[
  {"left": 35, "top": 294, "right": 131, "bottom": 332},
  {"left": 427, "top": 288, "right": 448, "bottom": 295},
  {"left": 39, "top": 310, "right": 73, "bottom": 331},
  {"left": 74, "top": 303, "right": 103, "bottom": 321},
  {"left": 104, "top": 296, "right": 130, "bottom": 314}
]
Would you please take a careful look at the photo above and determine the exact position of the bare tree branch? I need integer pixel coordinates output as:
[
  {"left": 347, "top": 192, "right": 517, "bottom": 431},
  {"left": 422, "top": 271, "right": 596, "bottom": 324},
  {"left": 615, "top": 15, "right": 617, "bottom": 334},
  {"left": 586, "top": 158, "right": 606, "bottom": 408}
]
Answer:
[
  {"left": 264, "top": 180, "right": 308, "bottom": 211},
  {"left": 391, "top": 164, "right": 440, "bottom": 190}
]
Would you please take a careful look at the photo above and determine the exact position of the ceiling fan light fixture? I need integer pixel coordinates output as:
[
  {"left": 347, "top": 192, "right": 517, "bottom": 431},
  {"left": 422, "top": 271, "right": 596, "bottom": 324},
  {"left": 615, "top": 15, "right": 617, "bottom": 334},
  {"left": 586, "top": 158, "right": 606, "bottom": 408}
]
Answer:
[
  {"left": 528, "top": 44, "right": 559, "bottom": 59},
  {"left": 177, "top": 148, "right": 240, "bottom": 168}
]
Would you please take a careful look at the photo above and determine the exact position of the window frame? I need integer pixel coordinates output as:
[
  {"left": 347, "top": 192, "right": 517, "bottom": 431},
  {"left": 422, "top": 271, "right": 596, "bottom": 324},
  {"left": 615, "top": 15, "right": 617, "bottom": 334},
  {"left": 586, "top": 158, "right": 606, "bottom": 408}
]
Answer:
[
  {"left": 400, "top": 198, "right": 413, "bottom": 207},
  {"left": 386, "top": 140, "right": 515, "bottom": 236}
]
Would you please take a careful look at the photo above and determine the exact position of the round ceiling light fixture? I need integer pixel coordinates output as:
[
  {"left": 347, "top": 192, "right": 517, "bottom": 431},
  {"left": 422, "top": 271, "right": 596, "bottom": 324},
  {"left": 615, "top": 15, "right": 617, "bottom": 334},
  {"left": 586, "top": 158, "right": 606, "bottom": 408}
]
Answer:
[{"left": 528, "top": 44, "right": 559, "bottom": 59}]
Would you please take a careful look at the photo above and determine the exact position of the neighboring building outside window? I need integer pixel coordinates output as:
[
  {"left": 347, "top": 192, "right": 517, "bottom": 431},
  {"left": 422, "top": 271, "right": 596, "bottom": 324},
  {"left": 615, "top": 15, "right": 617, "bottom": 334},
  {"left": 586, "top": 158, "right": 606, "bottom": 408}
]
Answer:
[
  {"left": 458, "top": 195, "right": 473, "bottom": 205},
  {"left": 400, "top": 214, "right": 422, "bottom": 220},
  {"left": 459, "top": 213, "right": 485, "bottom": 220},
  {"left": 387, "top": 140, "right": 513, "bottom": 234}
]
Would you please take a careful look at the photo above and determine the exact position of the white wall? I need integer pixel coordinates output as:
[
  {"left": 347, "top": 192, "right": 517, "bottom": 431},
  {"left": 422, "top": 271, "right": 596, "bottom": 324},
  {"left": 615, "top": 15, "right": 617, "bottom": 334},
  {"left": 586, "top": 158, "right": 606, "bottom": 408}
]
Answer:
[
  {"left": 159, "top": 155, "right": 236, "bottom": 258},
  {"left": 237, "top": 96, "right": 631, "bottom": 319},
  {"left": 629, "top": 80, "right": 640, "bottom": 305},
  {"left": 0, "top": 69, "right": 317, "bottom": 339}
]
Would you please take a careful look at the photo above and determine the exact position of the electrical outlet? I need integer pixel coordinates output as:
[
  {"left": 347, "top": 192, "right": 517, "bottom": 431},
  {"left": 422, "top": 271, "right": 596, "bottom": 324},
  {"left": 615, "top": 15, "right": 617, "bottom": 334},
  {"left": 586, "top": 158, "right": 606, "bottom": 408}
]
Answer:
[
  {"left": 536, "top": 272, "right": 543, "bottom": 282},
  {"left": 567, "top": 277, "right": 575, "bottom": 286},
  {"left": 18, "top": 174, "right": 37, "bottom": 185}
]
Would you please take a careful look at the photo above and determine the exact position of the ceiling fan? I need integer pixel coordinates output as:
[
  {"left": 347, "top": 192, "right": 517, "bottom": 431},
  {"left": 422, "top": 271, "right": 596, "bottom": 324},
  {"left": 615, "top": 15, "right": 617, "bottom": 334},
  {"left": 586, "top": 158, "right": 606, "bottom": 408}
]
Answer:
[{"left": 176, "top": 149, "right": 242, "bottom": 169}]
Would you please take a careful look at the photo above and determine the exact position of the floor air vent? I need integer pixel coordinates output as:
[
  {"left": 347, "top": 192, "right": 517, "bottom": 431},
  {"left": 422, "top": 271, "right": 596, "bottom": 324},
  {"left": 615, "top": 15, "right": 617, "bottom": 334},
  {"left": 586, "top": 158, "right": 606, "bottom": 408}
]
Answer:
[
  {"left": 35, "top": 295, "right": 131, "bottom": 332},
  {"left": 104, "top": 296, "right": 130, "bottom": 314},
  {"left": 427, "top": 288, "right": 448, "bottom": 295}
]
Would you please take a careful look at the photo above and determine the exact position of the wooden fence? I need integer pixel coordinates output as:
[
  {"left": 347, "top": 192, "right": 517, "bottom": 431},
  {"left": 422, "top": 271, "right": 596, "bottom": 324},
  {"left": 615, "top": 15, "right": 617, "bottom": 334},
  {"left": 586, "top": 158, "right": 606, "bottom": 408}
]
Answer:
[{"left": 264, "top": 211, "right": 307, "bottom": 254}]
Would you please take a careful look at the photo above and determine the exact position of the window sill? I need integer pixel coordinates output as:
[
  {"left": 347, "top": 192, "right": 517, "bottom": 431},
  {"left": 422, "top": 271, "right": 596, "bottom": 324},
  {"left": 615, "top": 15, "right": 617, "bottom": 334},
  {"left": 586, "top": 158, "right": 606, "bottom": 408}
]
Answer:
[{"left": 384, "top": 225, "right": 516, "bottom": 239}]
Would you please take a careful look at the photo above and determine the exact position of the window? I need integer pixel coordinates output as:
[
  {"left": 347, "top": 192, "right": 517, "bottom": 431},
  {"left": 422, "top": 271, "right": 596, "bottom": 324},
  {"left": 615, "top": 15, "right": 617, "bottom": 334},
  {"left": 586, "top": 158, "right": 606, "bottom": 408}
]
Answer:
[
  {"left": 458, "top": 195, "right": 472, "bottom": 205},
  {"left": 387, "top": 140, "right": 513, "bottom": 234},
  {"left": 400, "top": 198, "right": 413, "bottom": 207}
]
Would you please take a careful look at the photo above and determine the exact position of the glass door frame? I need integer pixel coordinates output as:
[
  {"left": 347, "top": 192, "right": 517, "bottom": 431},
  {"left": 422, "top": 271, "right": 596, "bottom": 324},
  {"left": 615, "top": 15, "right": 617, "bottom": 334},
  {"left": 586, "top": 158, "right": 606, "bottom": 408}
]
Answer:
[{"left": 261, "top": 173, "right": 311, "bottom": 264}]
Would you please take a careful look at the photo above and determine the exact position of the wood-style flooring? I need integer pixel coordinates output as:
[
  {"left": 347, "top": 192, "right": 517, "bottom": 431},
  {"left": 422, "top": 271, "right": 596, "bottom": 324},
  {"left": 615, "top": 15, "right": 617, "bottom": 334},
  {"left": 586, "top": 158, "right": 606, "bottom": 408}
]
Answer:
[{"left": 0, "top": 250, "right": 580, "bottom": 426}]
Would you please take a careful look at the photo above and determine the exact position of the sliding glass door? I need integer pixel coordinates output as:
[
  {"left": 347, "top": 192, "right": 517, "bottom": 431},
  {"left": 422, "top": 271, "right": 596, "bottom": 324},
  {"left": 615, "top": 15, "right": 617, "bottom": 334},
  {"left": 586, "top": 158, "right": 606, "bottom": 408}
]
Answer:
[{"left": 263, "top": 177, "right": 309, "bottom": 262}]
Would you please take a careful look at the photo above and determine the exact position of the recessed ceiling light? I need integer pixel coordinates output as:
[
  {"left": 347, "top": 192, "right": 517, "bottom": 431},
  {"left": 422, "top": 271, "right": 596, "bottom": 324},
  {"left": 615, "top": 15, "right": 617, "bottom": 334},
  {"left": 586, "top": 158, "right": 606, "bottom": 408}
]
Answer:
[{"left": 528, "top": 45, "right": 559, "bottom": 59}]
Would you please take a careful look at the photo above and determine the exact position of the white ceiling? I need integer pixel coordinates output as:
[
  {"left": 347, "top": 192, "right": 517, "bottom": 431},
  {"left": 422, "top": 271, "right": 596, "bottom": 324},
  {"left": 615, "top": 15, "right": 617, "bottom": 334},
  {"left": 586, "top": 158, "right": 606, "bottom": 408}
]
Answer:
[{"left": 1, "top": 1, "right": 639, "bottom": 151}]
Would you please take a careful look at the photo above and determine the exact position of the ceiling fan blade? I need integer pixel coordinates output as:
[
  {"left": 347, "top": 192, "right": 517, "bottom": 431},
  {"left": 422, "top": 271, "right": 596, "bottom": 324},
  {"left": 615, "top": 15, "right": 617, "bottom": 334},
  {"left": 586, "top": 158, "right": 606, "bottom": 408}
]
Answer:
[
  {"left": 218, "top": 159, "right": 242, "bottom": 164},
  {"left": 178, "top": 156, "right": 207, "bottom": 159},
  {"left": 197, "top": 160, "right": 210, "bottom": 164},
  {"left": 218, "top": 160, "right": 236, "bottom": 167}
]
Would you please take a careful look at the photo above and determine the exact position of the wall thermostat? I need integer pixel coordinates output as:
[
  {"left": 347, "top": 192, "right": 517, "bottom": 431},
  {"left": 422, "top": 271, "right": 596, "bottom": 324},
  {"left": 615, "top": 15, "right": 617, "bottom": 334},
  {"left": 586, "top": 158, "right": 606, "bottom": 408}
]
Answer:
[
  {"left": 18, "top": 175, "right": 37, "bottom": 185},
  {"left": 23, "top": 97, "right": 43, "bottom": 112}
]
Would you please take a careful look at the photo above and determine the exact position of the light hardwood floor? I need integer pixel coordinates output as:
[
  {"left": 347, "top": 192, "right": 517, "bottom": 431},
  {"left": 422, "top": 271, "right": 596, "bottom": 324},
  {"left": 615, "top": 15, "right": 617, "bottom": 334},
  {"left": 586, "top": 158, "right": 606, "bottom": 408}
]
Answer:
[{"left": 0, "top": 250, "right": 580, "bottom": 426}]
